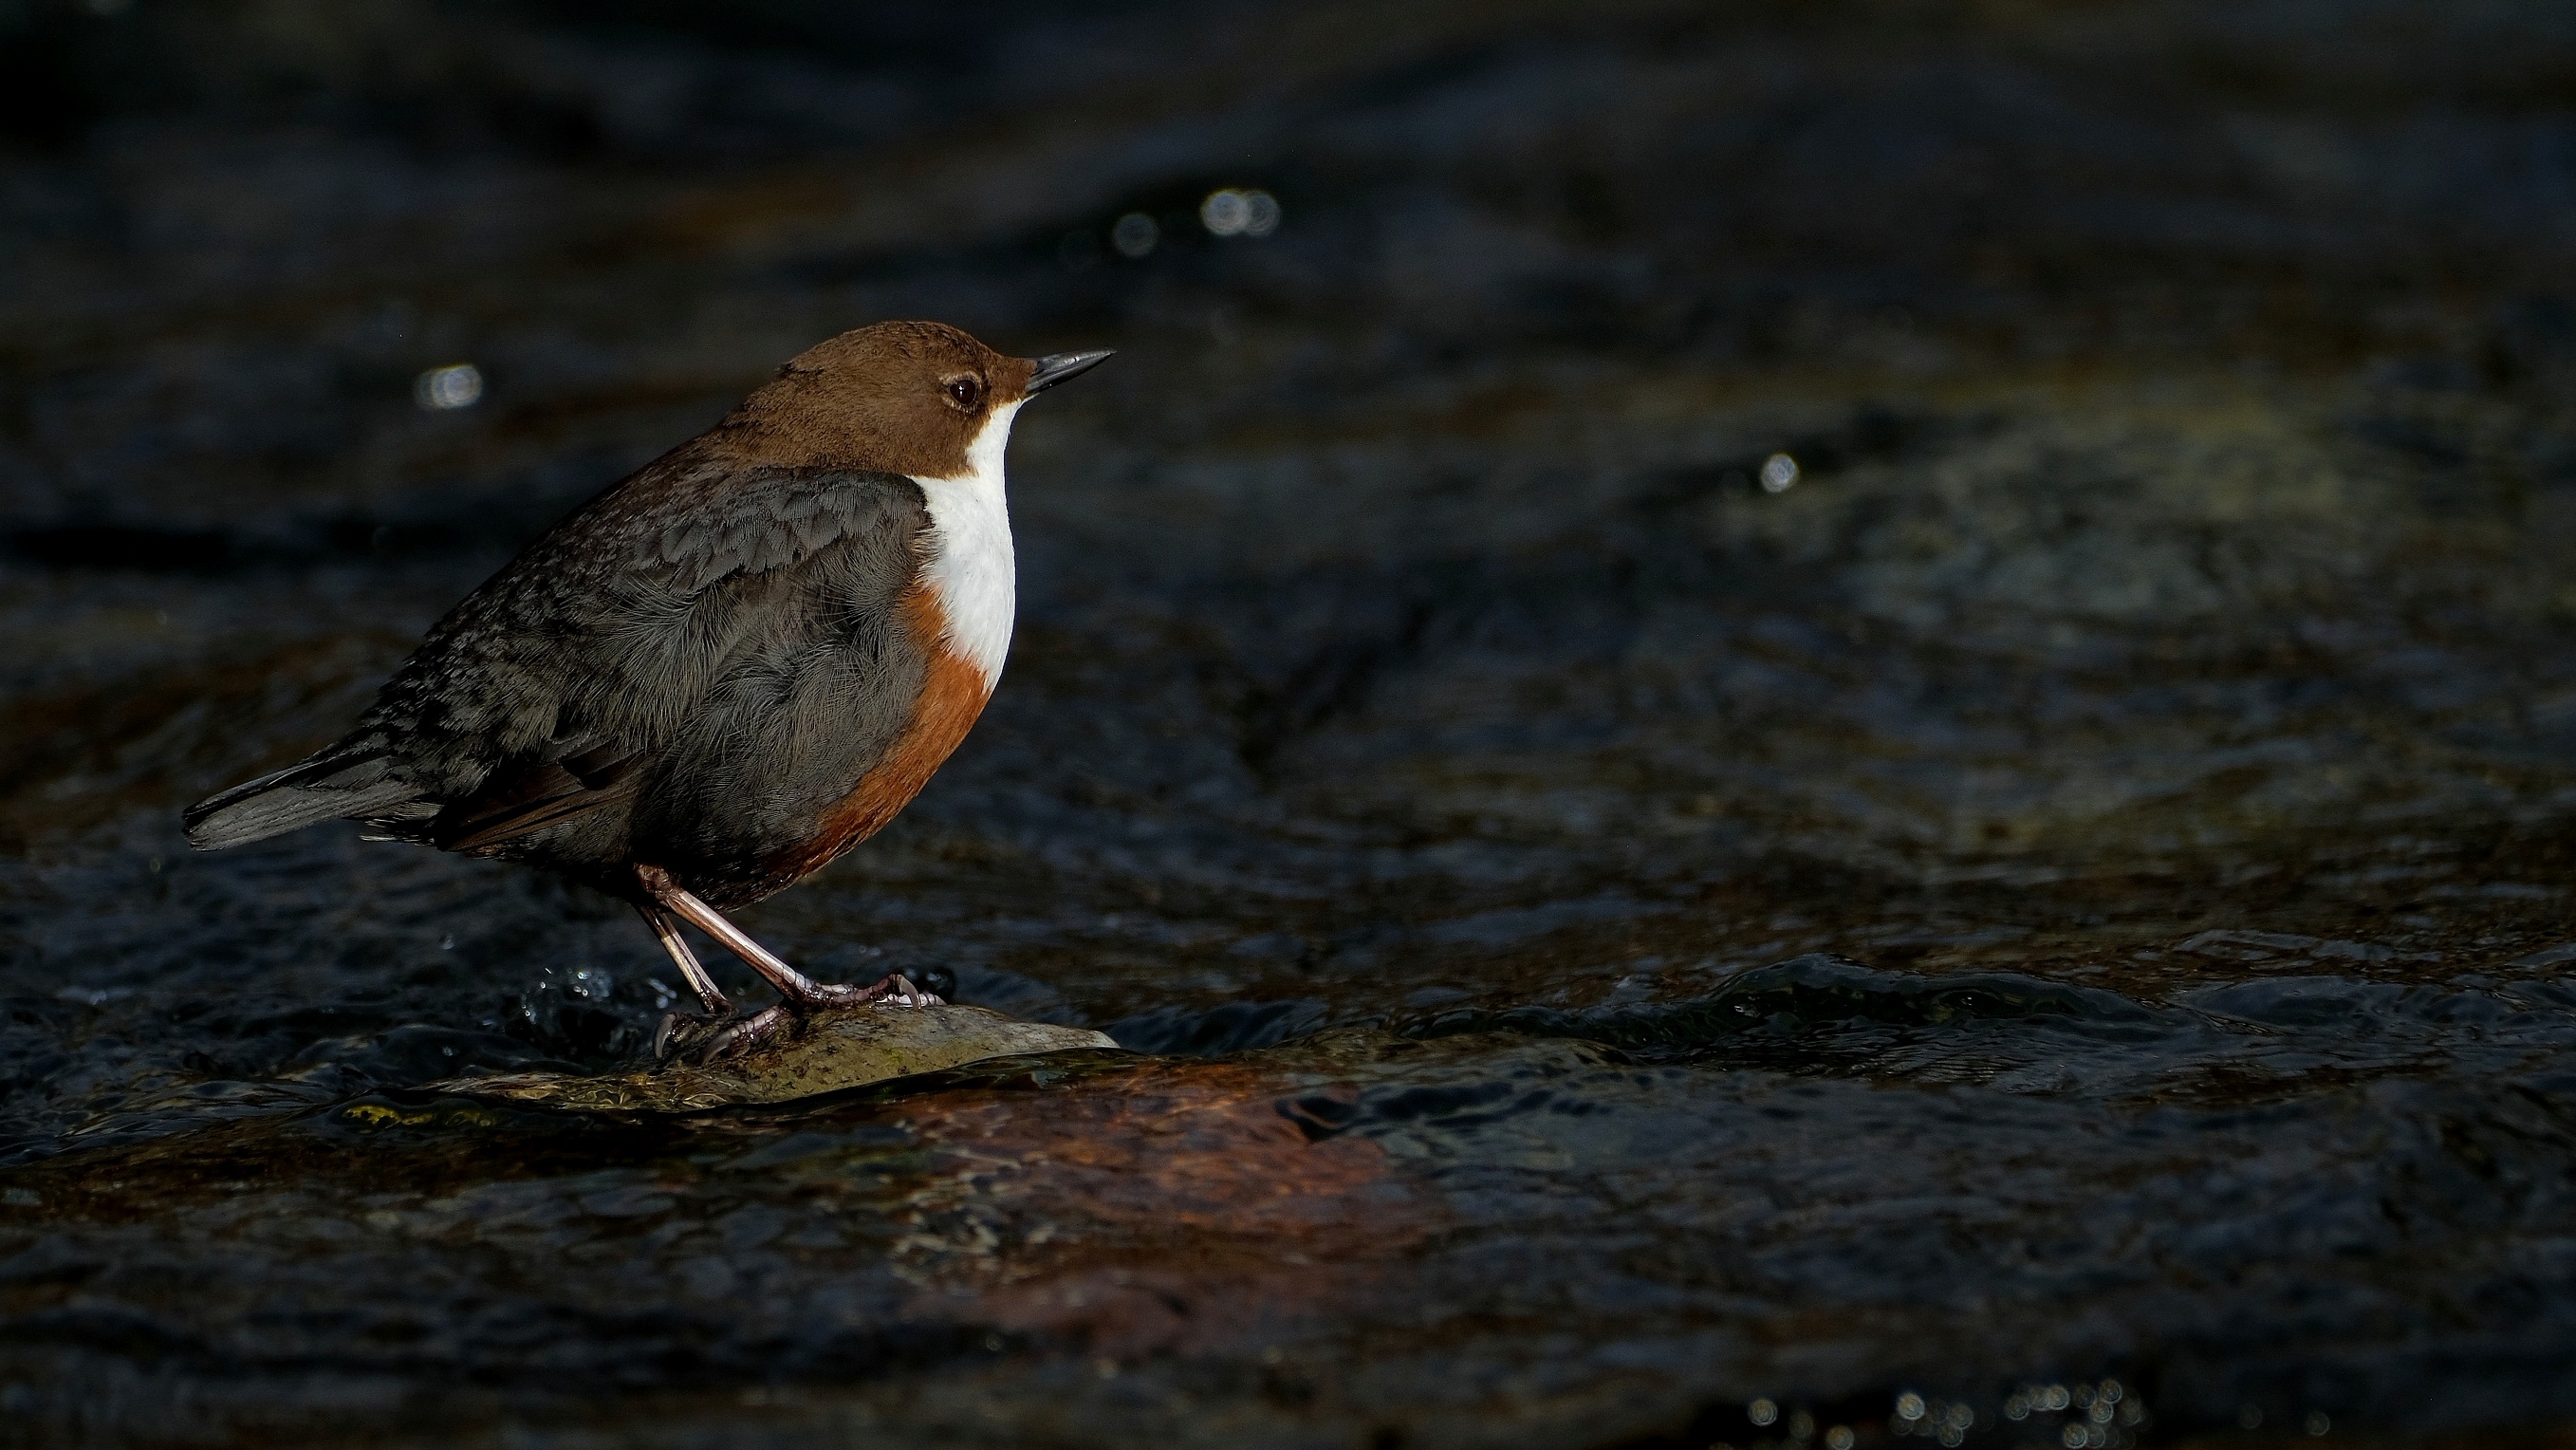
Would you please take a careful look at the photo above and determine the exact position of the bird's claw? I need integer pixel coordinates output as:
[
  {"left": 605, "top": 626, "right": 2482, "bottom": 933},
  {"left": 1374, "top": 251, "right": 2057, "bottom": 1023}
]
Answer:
[
  {"left": 653, "top": 1009, "right": 714, "bottom": 1062},
  {"left": 871, "top": 972, "right": 945, "bottom": 1008},
  {"left": 653, "top": 1006, "right": 784, "bottom": 1064},
  {"left": 795, "top": 973, "right": 945, "bottom": 1010}
]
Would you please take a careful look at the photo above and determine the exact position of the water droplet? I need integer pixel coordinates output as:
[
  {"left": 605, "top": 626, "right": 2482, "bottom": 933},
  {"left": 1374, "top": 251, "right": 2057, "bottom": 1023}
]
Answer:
[
  {"left": 1826, "top": 1427, "right": 1855, "bottom": 1450},
  {"left": 1897, "top": 1394, "right": 1926, "bottom": 1422},
  {"left": 2304, "top": 1413, "right": 2330, "bottom": 1437},
  {"left": 1750, "top": 1400, "right": 1779, "bottom": 1427},
  {"left": 1760, "top": 453, "right": 1800, "bottom": 493},
  {"left": 2237, "top": 1407, "right": 2264, "bottom": 1431}
]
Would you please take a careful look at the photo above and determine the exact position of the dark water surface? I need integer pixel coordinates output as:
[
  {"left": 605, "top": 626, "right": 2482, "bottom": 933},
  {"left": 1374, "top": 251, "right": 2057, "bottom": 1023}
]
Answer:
[{"left": 7, "top": 1, "right": 2576, "bottom": 1444}]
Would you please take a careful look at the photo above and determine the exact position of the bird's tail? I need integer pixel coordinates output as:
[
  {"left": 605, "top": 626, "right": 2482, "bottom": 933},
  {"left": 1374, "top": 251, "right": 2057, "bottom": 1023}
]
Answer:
[{"left": 182, "top": 742, "right": 422, "bottom": 851}]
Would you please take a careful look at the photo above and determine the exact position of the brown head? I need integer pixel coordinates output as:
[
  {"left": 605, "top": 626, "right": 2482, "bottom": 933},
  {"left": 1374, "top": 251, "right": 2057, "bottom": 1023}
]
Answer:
[{"left": 708, "top": 321, "right": 1111, "bottom": 477}]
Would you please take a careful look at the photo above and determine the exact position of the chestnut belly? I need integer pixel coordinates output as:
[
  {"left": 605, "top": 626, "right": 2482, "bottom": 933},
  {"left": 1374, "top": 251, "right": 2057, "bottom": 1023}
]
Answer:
[
  {"left": 751, "top": 592, "right": 992, "bottom": 896},
  {"left": 765, "top": 650, "right": 986, "bottom": 883}
]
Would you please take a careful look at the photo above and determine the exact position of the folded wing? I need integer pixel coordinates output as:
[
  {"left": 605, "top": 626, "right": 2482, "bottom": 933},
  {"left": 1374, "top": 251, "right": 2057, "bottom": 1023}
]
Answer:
[{"left": 183, "top": 461, "right": 929, "bottom": 857}]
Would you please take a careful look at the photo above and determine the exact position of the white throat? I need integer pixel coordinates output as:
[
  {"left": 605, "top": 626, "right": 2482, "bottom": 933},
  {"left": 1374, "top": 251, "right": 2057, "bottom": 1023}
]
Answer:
[{"left": 909, "top": 400, "right": 1022, "bottom": 691}]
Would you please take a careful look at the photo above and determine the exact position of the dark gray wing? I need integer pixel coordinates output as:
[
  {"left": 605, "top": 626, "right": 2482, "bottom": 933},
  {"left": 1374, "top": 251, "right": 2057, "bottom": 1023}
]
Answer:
[{"left": 185, "top": 458, "right": 930, "bottom": 855}]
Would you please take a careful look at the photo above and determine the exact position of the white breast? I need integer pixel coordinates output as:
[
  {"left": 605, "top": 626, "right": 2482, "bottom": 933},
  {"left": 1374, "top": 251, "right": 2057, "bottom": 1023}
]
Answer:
[{"left": 909, "top": 399, "right": 1023, "bottom": 692}]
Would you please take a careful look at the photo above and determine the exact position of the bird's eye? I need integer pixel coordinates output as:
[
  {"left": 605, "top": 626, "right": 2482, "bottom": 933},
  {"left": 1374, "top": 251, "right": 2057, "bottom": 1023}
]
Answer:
[{"left": 946, "top": 376, "right": 983, "bottom": 409}]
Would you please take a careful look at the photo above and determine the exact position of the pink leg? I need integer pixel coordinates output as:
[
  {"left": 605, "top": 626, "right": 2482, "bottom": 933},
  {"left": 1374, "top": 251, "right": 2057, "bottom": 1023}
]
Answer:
[{"left": 636, "top": 902, "right": 732, "bottom": 1013}]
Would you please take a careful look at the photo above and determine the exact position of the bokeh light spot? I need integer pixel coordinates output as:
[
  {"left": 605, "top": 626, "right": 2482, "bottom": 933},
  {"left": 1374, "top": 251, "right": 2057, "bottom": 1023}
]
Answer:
[
  {"left": 1201, "top": 190, "right": 1251, "bottom": 235},
  {"left": 1198, "top": 188, "right": 1281, "bottom": 238},
  {"left": 1112, "top": 213, "right": 1158, "bottom": 258},
  {"left": 414, "top": 364, "right": 483, "bottom": 411}
]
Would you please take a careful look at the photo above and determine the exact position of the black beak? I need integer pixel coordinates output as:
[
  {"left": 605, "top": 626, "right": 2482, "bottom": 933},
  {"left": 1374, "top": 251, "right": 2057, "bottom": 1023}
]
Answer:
[{"left": 1025, "top": 349, "right": 1114, "bottom": 395}]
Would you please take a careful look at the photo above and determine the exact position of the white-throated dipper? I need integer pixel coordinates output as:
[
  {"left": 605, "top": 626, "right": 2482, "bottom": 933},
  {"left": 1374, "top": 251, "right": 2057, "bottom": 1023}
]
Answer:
[{"left": 183, "top": 322, "right": 1112, "bottom": 1057}]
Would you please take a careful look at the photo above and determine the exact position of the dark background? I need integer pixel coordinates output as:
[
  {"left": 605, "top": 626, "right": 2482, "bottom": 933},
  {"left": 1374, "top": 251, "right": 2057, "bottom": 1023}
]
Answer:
[{"left": 5, "top": 2, "right": 2576, "bottom": 1447}]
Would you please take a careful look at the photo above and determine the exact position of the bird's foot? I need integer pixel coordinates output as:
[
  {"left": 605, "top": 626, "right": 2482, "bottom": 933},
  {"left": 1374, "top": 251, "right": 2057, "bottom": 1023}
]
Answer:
[
  {"left": 653, "top": 975, "right": 940, "bottom": 1066},
  {"left": 653, "top": 1005, "right": 788, "bottom": 1064},
  {"left": 788, "top": 973, "right": 944, "bottom": 1011},
  {"left": 652, "top": 1009, "right": 720, "bottom": 1062}
]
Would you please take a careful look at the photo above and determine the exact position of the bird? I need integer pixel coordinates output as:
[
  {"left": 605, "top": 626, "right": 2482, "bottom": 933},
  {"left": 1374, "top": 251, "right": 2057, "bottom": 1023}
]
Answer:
[{"left": 182, "top": 321, "right": 1112, "bottom": 1058}]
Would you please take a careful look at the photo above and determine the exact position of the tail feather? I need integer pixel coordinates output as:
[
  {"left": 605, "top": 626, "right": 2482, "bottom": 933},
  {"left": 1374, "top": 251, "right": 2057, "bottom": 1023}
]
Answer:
[{"left": 182, "top": 746, "right": 423, "bottom": 851}]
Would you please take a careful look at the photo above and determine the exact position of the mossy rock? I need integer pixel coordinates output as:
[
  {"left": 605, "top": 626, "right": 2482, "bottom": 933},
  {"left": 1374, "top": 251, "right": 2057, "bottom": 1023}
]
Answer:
[{"left": 432, "top": 1004, "right": 1122, "bottom": 1113}]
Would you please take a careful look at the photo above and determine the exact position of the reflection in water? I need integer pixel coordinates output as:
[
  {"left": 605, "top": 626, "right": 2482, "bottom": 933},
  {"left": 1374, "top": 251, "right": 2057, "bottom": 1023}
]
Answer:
[{"left": 4, "top": 0, "right": 2576, "bottom": 1445}]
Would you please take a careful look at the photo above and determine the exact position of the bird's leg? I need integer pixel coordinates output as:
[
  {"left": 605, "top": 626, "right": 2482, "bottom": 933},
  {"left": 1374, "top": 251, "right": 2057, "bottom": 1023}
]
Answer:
[
  {"left": 638, "top": 902, "right": 732, "bottom": 1013},
  {"left": 633, "top": 864, "right": 942, "bottom": 1018},
  {"left": 638, "top": 901, "right": 749, "bottom": 1063}
]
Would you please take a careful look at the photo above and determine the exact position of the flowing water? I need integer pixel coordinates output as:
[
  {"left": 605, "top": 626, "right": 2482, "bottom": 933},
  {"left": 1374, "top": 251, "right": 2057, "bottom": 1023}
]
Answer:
[{"left": 5, "top": 2, "right": 2576, "bottom": 1445}]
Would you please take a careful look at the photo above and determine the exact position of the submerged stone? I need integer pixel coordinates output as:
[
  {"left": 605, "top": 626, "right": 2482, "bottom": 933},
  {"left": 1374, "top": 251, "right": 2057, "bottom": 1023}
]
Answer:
[{"left": 430, "top": 1004, "right": 1121, "bottom": 1113}]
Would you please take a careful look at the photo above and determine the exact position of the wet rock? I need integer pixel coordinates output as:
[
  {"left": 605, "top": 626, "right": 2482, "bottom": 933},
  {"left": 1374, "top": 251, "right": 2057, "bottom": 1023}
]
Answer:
[{"left": 432, "top": 1004, "right": 1120, "bottom": 1112}]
